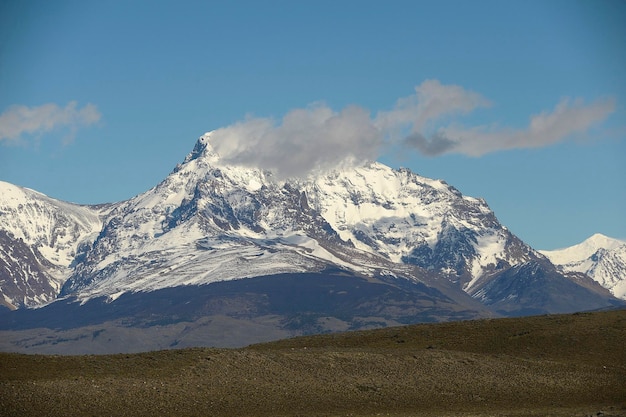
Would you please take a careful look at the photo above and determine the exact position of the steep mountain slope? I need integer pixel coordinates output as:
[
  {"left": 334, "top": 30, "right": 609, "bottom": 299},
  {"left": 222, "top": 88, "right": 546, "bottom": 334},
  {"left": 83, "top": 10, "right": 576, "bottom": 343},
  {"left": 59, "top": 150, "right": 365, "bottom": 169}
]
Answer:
[
  {"left": 2, "top": 134, "right": 622, "bottom": 318},
  {"left": 1, "top": 132, "right": 623, "bottom": 352},
  {"left": 0, "top": 182, "right": 106, "bottom": 309},
  {"left": 59, "top": 132, "right": 619, "bottom": 316},
  {"left": 61, "top": 137, "right": 353, "bottom": 301},
  {"left": 541, "top": 234, "right": 626, "bottom": 299}
]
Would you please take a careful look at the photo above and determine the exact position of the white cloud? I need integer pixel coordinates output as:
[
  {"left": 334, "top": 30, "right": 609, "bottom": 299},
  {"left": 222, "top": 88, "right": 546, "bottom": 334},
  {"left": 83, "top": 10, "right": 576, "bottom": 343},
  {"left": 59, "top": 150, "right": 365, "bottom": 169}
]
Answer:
[
  {"left": 375, "top": 79, "right": 491, "bottom": 133},
  {"left": 204, "top": 81, "right": 615, "bottom": 176},
  {"left": 208, "top": 80, "right": 494, "bottom": 177},
  {"left": 0, "top": 101, "right": 101, "bottom": 144},
  {"left": 210, "top": 103, "right": 382, "bottom": 178},
  {"left": 407, "top": 97, "right": 616, "bottom": 156}
]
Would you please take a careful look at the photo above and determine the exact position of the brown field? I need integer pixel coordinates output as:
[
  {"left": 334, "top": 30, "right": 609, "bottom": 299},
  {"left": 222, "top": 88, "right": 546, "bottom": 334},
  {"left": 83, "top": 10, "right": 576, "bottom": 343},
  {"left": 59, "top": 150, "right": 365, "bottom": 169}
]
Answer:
[{"left": 1, "top": 309, "right": 625, "bottom": 417}]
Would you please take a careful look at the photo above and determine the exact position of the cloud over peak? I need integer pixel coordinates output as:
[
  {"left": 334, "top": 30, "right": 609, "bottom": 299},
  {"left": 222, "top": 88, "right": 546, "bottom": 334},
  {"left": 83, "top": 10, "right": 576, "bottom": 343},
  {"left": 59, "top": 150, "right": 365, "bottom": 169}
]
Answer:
[
  {"left": 0, "top": 101, "right": 101, "bottom": 144},
  {"left": 210, "top": 103, "right": 381, "bottom": 178},
  {"left": 205, "top": 80, "right": 615, "bottom": 176}
]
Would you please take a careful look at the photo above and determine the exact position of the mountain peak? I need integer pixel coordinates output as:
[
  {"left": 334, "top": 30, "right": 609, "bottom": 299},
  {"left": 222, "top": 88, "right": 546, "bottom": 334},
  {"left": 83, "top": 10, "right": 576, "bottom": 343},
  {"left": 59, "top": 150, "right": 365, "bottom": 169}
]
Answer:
[
  {"left": 540, "top": 233, "right": 626, "bottom": 300},
  {"left": 541, "top": 234, "right": 624, "bottom": 262},
  {"left": 585, "top": 233, "right": 625, "bottom": 249},
  {"left": 182, "top": 131, "right": 220, "bottom": 164},
  {"left": 0, "top": 180, "right": 46, "bottom": 203}
]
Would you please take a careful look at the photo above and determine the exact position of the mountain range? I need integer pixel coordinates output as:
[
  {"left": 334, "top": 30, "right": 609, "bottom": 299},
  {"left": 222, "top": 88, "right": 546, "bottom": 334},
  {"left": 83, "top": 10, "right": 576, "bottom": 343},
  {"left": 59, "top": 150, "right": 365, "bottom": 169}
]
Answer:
[{"left": 0, "top": 132, "right": 624, "bottom": 353}]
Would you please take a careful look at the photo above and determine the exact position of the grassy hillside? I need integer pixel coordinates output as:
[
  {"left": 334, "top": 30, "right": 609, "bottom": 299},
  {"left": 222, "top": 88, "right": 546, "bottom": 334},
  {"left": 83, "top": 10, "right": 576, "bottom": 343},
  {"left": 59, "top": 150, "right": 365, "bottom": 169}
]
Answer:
[{"left": 1, "top": 309, "right": 625, "bottom": 416}]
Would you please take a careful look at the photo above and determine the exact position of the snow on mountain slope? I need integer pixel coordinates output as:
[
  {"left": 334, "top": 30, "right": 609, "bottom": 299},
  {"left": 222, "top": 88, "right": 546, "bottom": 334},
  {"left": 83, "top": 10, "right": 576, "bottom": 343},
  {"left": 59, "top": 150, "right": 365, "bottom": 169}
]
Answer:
[
  {"left": 0, "top": 181, "right": 107, "bottom": 308},
  {"left": 61, "top": 132, "right": 545, "bottom": 305},
  {"left": 3, "top": 132, "right": 620, "bottom": 315},
  {"left": 541, "top": 234, "right": 626, "bottom": 299},
  {"left": 61, "top": 133, "right": 352, "bottom": 301},
  {"left": 304, "top": 162, "right": 538, "bottom": 292}
]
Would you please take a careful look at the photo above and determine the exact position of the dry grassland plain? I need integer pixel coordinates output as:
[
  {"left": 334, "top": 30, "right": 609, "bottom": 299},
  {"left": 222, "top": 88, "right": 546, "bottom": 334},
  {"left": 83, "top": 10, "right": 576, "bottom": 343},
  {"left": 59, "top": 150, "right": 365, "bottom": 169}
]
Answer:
[{"left": 1, "top": 309, "right": 625, "bottom": 416}]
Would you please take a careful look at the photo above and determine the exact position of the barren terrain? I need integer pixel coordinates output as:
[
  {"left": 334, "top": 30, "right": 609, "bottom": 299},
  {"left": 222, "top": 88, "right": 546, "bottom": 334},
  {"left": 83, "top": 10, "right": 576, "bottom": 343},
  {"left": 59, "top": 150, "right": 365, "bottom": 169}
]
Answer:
[{"left": 1, "top": 309, "right": 625, "bottom": 416}]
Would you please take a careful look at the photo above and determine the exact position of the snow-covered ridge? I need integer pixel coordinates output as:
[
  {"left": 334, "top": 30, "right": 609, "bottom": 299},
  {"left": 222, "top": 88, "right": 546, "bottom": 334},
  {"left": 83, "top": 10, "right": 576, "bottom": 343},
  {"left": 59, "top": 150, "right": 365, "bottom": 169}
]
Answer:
[
  {"left": 541, "top": 234, "right": 626, "bottom": 299},
  {"left": 0, "top": 181, "right": 106, "bottom": 268},
  {"left": 540, "top": 233, "right": 625, "bottom": 265},
  {"left": 57, "top": 133, "right": 542, "bottom": 303},
  {"left": 4, "top": 132, "right": 617, "bottom": 311},
  {"left": 0, "top": 181, "right": 111, "bottom": 307}
]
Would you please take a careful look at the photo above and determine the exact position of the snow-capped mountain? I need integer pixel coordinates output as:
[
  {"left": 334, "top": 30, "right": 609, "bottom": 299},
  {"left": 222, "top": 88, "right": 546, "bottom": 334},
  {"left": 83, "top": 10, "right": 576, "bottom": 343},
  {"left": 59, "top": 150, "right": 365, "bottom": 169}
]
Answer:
[
  {"left": 56, "top": 133, "right": 615, "bottom": 315},
  {"left": 0, "top": 181, "right": 107, "bottom": 309},
  {"left": 1, "top": 133, "right": 621, "bottom": 319},
  {"left": 61, "top": 132, "right": 533, "bottom": 303},
  {"left": 541, "top": 234, "right": 626, "bottom": 299},
  {"left": 1, "top": 132, "right": 622, "bottom": 352}
]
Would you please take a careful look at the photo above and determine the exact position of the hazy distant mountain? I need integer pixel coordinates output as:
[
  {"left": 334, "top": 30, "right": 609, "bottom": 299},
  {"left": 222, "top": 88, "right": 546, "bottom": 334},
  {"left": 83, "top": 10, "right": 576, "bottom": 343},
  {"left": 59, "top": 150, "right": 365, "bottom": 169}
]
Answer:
[
  {"left": 541, "top": 234, "right": 626, "bottom": 299},
  {"left": 0, "top": 132, "right": 622, "bottom": 352}
]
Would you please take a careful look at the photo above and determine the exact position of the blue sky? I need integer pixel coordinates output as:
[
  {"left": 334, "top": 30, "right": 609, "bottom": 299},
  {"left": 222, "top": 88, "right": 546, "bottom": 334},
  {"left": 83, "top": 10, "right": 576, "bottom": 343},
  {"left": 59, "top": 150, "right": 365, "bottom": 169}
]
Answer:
[{"left": 0, "top": 0, "right": 624, "bottom": 250}]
